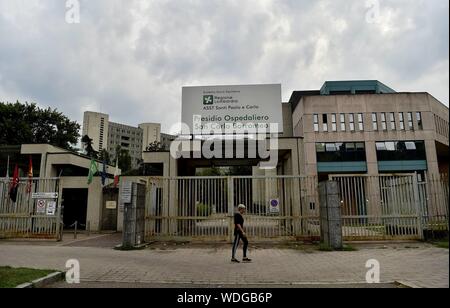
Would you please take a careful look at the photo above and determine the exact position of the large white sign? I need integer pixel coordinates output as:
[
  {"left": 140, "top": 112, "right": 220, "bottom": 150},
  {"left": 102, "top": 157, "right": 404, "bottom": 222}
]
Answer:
[{"left": 182, "top": 84, "right": 283, "bottom": 134}]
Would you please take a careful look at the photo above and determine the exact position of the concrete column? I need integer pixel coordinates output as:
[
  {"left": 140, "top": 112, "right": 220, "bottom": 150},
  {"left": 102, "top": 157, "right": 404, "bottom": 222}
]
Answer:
[
  {"left": 365, "top": 141, "right": 378, "bottom": 176},
  {"left": 425, "top": 140, "right": 440, "bottom": 176},
  {"left": 122, "top": 183, "right": 146, "bottom": 248},
  {"left": 319, "top": 181, "right": 343, "bottom": 250},
  {"left": 86, "top": 180, "right": 103, "bottom": 232}
]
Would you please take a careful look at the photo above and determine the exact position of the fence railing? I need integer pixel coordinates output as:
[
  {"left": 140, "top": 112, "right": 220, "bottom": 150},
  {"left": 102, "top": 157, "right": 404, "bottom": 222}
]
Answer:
[
  {"left": 143, "top": 176, "right": 319, "bottom": 242},
  {"left": 0, "top": 178, "right": 61, "bottom": 239},
  {"left": 329, "top": 173, "right": 449, "bottom": 240}
]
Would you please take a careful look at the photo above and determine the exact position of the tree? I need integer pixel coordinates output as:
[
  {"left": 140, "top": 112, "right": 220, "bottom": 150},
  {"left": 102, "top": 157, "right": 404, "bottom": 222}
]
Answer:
[
  {"left": 0, "top": 101, "right": 80, "bottom": 150},
  {"left": 99, "top": 149, "right": 111, "bottom": 165},
  {"left": 146, "top": 141, "right": 164, "bottom": 152},
  {"left": 115, "top": 145, "right": 132, "bottom": 174},
  {"left": 81, "top": 135, "right": 98, "bottom": 159}
]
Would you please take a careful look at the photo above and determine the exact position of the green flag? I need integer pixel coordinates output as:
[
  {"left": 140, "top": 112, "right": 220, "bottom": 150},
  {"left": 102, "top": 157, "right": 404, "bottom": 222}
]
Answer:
[{"left": 87, "top": 159, "right": 99, "bottom": 185}]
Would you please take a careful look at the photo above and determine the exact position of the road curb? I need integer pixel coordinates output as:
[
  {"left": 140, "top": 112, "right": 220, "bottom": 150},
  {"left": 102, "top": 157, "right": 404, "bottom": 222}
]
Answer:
[
  {"left": 16, "top": 271, "right": 65, "bottom": 288},
  {"left": 395, "top": 281, "right": 422, "bottom": 288}
]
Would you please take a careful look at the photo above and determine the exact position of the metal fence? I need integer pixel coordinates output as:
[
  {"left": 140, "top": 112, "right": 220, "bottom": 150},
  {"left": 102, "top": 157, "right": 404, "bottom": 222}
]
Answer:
[
  {"left": 0, "top": 178, "right": 61, "bottom": 239},
  {"left": 138, "top": 173, "right": 448, "bottom": 242},
  {"left": 143, "top": 176, "right": 319, "bottom": 242},
  {"left": 330, "top": 173, "right": 449, "bottom": 240}
]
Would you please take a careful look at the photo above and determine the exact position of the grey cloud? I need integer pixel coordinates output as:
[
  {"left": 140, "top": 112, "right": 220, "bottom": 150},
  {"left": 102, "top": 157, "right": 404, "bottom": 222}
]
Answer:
[{"left": 0, "top": 0, "right": 448, "bottom": 135}]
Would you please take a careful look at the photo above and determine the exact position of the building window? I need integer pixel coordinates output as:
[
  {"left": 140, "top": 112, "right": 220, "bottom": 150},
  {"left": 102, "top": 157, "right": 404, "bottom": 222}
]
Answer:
[
  {"left": 381, "top": 113, "right": 387, "bottom": 131},
  {"left": 316, "top": 142, "right": 366, "bottom": 162},
  {"left": 313, "top": 114, "right": 319, "bottom": 132},
  {"left": 407, "top": 112, "right": 414, "bottom": 130},
  {"left": 340, "top": 114, "right": 346, "bottom": 132},
  {"left": 389, "top": 113, "right": 396, "bottom": 130},
  {"left": 372, "top": 113, "right": 378, "bottom": 131},
  {"left": 348, "top": 114, "right": 355, "bottom": 132},
  {"left": 358, "top": 113, "right": 364, "bottom": 131},
  {"left": 416, "top": 112, "right": 423, "bottom": 130},
  {"left": 322, "top": 114, "right": 328, "bottom": 132},
  {"left": 375, "top": 141, "right": 426, "bottom": 161},
  {"left": 399, "top": 113, "right": 405, "bottom": 130},
  {"left": 331, "top": 114, "right": 337, "bottom": 132}
]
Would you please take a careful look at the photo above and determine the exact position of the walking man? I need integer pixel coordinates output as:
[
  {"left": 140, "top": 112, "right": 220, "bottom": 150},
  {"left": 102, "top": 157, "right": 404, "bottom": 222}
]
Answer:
[{"left": 231, "top": 204, "right": 252, "bottom": 263}]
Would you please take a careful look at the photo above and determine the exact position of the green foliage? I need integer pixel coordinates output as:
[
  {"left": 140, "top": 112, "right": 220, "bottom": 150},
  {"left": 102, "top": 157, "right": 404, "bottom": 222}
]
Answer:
[
  {"left": 0, "top": 266, "right": 55, "bottom": 288},
  {"left": 115, "top": 145, "right": 132, "bottom": 173},
  {"left": 0, "top": 101, "right": 80, "bottom": 150},
  {"left": 99, "top": 149, "right": 111, "bottom": 165},
  {"left": 81, "top": 135, "right": 98, "bottom": 158},
  {"left": 146, "top": 141, "right": 164, "bottom": 152},
  {"left": 196, "top": 167, "right": 224, "bottom": 176},
  {"left": 196, "top": 203, "right": 211, "bottom": 217}
]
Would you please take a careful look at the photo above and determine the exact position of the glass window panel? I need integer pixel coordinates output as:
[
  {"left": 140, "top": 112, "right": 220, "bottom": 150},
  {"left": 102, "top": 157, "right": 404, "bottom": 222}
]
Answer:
[
  {"left": 376, "top": 142, "right": 386, "bottom": 151},
  {"left": 405, "top": 142, "right": 416, "bottom": 150},
  {"left": 325, "top": 143, "right": 337, "bottom": 152},
  {"left": 385, "top": 142, "right": 396, "bottom": 151},
  {"left": 316, "top": 143, "right": 326, "bottom": 152}
]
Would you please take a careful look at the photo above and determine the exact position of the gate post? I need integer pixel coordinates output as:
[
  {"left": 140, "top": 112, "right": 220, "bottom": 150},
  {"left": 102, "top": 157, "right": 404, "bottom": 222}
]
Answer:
[
  {"left": 227, "top": 177, "right": 234, "bottom": 243},
  {"left": 319, "top": 181, "right": 343, "bottom": 250},
  {"left": 292, "top": 177, "right": 301, "bottom": 237},
  {"left": 122, "top": 182, "right": 146, "bottom": 248},
  {"left": 56, "top": 178, "right": 63, "bottom": 241},
  {"left": 412, "top": 173, "right": 424, "bottom": 240}
]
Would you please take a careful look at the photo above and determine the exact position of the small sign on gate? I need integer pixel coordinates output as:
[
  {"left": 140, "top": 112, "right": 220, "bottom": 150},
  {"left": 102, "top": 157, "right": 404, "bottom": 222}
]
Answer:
[
  {"left": 36, "top": 199, "right": 46, "bottom": 214},
  {"left": 32, "top": 192, "right": 58, "bottom": 199},
  {"left": 269, "top": 198, "right": 280, "bottom": 214},
  {"left": 46, "top": 201, "right": 56, "bottom": 216}
]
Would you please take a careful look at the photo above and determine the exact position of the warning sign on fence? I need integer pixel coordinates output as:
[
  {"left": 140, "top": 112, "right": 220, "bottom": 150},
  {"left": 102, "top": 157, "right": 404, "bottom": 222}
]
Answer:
[
  {"left": 36, "top": 199, "right": 46, "bottom": 214},
  {"left": 46, "top": 201, "right": 56, "bottom": 216}
]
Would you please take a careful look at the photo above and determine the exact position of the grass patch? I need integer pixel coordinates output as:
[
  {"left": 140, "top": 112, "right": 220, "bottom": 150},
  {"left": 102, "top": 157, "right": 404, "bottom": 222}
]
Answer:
[
  {"left": 0, "top": 266, "right": 55, "bottom": 288},
  {"left": 433, "top": 240, "right": 449, "bottom": 249}
]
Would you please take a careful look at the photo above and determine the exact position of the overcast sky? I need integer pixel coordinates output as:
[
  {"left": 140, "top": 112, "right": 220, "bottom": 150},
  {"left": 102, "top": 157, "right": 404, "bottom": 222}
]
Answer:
[{"left": 0, "top": 0, "right": 448, "bottom": 134}]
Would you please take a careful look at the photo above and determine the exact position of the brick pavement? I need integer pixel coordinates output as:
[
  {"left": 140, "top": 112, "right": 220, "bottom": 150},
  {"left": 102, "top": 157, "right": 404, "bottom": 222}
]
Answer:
[{"left": 0, "top": 241, "right": 448, "bottom": 288}]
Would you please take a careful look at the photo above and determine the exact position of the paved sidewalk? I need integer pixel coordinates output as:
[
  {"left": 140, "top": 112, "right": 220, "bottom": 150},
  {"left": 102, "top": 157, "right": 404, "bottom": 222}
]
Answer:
[{"left": 0, "top": 242, "right": 448, "bottom": 288}]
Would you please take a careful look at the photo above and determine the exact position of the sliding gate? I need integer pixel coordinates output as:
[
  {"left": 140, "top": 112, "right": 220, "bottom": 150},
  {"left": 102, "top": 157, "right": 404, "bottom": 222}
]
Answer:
[
  {"left": 329, "top": 173, "right": 449, "bottom": 240},
  {"left": 144, "top": 176, "right": 319, "bottom": 242}
]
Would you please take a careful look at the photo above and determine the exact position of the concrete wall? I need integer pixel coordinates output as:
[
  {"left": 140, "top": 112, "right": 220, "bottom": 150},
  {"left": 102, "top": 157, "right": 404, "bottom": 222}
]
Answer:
[{"left": 60, "top": 177, "right": 103, "bottom": 232}]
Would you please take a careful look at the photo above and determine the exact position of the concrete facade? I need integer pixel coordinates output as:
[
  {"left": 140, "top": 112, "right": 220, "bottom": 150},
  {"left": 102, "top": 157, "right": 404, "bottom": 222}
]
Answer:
[
  {"left": 20, "top": 144, "right": 119, "bottom": 232},
  {"left": 291, "top": 90, "right": 449, "bottom": 177},
  {"left": 82, "top": 112, "right": 109, "bottom": 153}
]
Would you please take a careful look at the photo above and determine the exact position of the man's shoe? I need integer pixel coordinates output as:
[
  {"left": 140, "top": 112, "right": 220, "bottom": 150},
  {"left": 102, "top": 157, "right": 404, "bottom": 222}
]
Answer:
[
  {"left": 242, "top": 258, "right": 252, "bottom": 262},
  {"left": 231, "top": 258, "right": 240, "bottom": 263}
]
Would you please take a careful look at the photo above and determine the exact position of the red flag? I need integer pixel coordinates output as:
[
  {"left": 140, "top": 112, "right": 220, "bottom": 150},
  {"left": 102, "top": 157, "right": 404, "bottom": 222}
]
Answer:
[
  {"left": 113, "top": 158, "right": 119, "bottom": 188},
  {"left": 26, "top": 156, "right": 33, "bottom": 193},
  {"left": 9, "top": 164, "right": 19, "bottom": 203}
]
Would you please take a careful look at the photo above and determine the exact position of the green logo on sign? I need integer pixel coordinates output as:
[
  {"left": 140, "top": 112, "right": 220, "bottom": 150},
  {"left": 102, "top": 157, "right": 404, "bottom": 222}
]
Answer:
[{"left": 203, "top": 95, "right": 214, "bottom": 105}]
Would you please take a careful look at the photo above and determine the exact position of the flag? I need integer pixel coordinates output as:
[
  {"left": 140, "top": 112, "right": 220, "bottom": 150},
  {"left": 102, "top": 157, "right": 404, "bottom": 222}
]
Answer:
[
  {"left": 5, "top": 155, "right": 9, "bottom": 179},
  {"left": 101, "top": 159, "right": 107, "bottom": 186},
  {"left": 113, "top": 158, "right": 120, "bottom": 188},
  {"left": 26, "top": 156, "right": 33, "bottom": 193},
  {"left": 9, "top": 164, "right": 19, "bottom": 203},
  {"left": 87, "top": 159, "right": 98, "bottom": 185}
]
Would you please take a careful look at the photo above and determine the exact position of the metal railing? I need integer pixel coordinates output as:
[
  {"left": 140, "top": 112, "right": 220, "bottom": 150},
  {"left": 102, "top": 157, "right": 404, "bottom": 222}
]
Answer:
[
  {"left": 329, "top": 173, "right": 449, "bottom": 240},
  {"left": 0, "top": 178, "right": 61, "bottom": 239},
  {"left": 143, "top": 175, "right": 319, "bottom": 242}
]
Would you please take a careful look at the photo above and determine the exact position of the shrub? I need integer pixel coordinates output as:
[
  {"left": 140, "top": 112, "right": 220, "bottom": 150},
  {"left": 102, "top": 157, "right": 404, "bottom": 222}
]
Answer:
[{"left": 196, "top": 203, "right": 211, "bottom": 217}]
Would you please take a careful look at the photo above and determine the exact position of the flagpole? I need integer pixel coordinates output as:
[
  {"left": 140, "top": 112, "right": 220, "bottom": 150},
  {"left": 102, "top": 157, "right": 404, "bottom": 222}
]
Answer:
[{"left": 6, "top": 155, "right": 9, "bottom": 179}]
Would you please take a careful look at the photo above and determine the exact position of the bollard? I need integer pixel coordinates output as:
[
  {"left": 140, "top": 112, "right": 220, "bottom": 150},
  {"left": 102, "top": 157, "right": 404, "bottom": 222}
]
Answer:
[{"left": 74, "top": 221, "right": 77, "bottom": 239}]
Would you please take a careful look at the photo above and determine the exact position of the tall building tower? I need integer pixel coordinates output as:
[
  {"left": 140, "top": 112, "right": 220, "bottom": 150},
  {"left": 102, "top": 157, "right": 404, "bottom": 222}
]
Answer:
[
  {"left": 139, "top": 123, "right": 161, "bottom": 149},
  {"left": 82, "top": 112, "right": 109, "bottom": 153}
]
